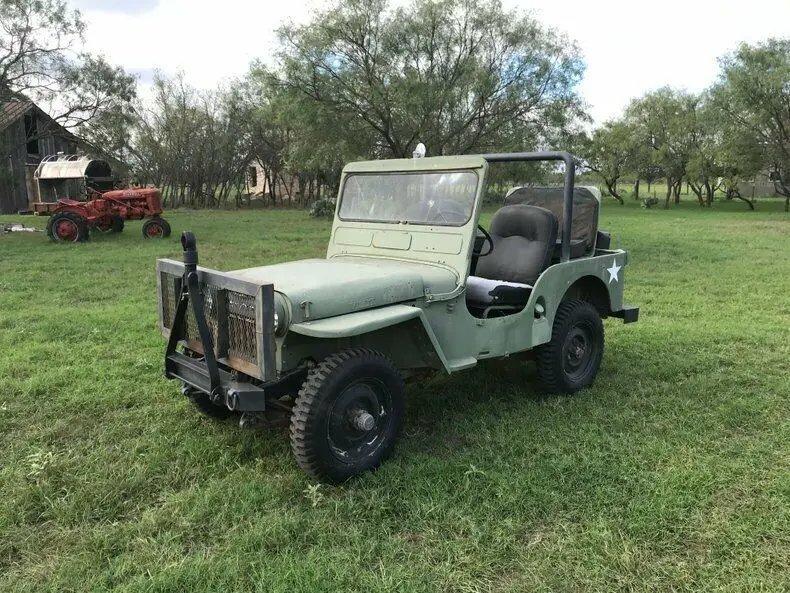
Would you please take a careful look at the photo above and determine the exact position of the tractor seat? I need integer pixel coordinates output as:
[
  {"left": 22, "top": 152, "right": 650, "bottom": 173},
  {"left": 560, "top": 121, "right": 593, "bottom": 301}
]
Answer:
[{"left": 466, "top": 204, "right": 558, "bottom": 308}]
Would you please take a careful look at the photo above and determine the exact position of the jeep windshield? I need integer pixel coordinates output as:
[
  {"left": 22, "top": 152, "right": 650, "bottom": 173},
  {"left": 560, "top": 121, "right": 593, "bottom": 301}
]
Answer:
[{"left": 338, "top": 171, "right": 478, "bottom": 226}]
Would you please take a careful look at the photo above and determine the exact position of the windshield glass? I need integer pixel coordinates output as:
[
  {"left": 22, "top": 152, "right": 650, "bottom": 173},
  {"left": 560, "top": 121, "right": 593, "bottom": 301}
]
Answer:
[{"left": 338, "top": 171, "right": 478, "bottom": 226}]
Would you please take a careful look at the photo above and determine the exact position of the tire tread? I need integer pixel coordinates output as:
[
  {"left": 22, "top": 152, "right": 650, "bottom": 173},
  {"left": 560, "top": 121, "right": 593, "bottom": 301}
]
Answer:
[
  {"left": 536, "top": 299, "right": 604, "bottom": 394},
  {"left": 290, "top": 348, "right": 403, "bottom": 483}
]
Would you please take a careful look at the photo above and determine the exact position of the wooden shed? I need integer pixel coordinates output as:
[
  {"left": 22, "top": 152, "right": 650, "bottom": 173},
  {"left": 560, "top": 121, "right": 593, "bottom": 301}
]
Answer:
[{"left": 0, "top": 98, "right": 79, "bottom": 214}]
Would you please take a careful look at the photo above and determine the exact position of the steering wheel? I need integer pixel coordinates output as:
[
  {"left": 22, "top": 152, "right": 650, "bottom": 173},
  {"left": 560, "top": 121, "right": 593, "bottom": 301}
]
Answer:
[
  {"left": 405, "top": 199, "right": 467, "bottom": 224},
  {"left": 476, "top": 224, "right": 494, "bottom": 257},
  {"left": 430, "top": 200, "right": 467, "bottom": 224}
]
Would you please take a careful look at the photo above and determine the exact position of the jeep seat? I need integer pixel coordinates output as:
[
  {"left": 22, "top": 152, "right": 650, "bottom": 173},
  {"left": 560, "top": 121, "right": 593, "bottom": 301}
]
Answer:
[
  {"left": 503, "top": 186, "right": 600, "bottom": 260},
  {"left": 466, "top": 204, "right": 558, "bottom": 308}
]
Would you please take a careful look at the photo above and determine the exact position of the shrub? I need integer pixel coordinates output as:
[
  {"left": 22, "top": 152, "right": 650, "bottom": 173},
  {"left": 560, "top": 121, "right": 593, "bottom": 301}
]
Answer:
[{"left": 309, "top": 198, "right": 337, "bottom": 218}]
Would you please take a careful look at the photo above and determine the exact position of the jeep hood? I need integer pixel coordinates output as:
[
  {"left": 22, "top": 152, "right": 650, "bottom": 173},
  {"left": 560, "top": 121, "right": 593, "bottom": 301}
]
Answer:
[{"left": 226, "top": 257, "right": 458, "bottom": 322}]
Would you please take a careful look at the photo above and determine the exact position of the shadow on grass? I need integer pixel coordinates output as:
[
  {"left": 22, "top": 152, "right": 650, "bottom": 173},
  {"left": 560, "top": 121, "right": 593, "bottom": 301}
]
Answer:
[
  {"left": 400, "top": 357, "right": 556, "bottom": 459},
  {"left": 198, "top": 356, "right": 553, "bottom": 471}
]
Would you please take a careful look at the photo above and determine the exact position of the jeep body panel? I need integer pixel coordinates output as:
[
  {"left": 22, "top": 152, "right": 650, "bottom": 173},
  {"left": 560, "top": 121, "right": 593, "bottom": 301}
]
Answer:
[
  {"left": 226, "top": 257, "right": 457, "bottom": 324},
  {"left": 290, "top": 304, "right": 422, "bottom": 337},
  {"left": 416, "top": 249, "right": 629, "bottom": 371},
  {"left": 277, "top": 248, "right": 629, "bottom": 374}
]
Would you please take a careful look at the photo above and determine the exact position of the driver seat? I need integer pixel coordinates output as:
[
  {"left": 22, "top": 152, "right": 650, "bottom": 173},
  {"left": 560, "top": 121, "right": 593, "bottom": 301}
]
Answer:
[{"left": 466, "top": 204, "right": 558, "bottom": 309}]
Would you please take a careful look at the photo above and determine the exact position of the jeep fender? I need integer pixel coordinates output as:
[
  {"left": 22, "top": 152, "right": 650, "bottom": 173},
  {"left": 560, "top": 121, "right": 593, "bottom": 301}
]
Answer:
[{"left": 288, "top": 304, "right": 450, "bottom": 371}]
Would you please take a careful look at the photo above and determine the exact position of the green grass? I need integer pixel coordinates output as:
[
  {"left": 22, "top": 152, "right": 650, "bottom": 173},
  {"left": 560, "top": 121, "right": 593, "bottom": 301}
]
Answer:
[{"left": 1, "top": 201, "right": 789, "bottom": 592}]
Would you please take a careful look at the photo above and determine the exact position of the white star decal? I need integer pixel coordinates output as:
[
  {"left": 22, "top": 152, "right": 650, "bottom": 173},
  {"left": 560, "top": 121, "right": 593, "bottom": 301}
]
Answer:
[{"left": 606, "top": 259, "right": 621, "bottom": 284}]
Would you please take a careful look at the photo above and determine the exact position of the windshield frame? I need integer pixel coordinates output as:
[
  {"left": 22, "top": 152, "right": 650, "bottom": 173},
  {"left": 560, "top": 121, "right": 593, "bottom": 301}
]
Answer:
[{"left": 336, "top": 169, "right": 481, "bottom": 227}]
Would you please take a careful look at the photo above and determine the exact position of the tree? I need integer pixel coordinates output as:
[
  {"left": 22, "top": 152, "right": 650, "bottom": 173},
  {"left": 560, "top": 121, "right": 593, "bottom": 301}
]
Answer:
[
  {"left": 126, "top": 73, "right": 253, "bottom": 208},
  {"left": 686, "top": 100, "right": 723, "bottom": 207},
  {"left": 243, "top": 66, "right": 374, "bottom": 206},
  {"left": 712, "top": 38, "right": 790, "bottom": 211},
  {"left": 0, "top": 0, "right": 136, "bottom": 132},
  {"left": 626, "top": 88, "right": 698, "bottom": 208},
  {"left": 271, "top": 0, "right": 586, "bottom": 159},
  {"left": 577, "top": 120, "right": 639, "bottom": 204}
]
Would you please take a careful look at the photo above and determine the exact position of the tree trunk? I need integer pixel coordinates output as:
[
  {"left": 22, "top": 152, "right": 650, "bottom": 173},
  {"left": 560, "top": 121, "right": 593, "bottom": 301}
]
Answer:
[
  {"left": 737, "top": 194, "right": 756, "bottom": 210},
  {"left": 664, "top": 177, "right": 673, "bottom": 208},
  {"left": 673, "top": 180, "right": 681, "bottom": 204},
  {"left": 634, "top": 179, "right": 640, "bottom": 200},
  {"left": 603, "top": 178, "right": 624, "bottom": 205},
  {"left": 689, "top": 181, "right": 704, "bottom": 206},
  {"left": 705, "top": 181, "right": 714, "bottom": 208}
]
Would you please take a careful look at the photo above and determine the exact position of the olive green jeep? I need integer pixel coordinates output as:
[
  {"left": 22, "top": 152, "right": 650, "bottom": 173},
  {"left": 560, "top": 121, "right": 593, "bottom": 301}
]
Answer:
[{"left": 156, "top": 151, "right": 638, "bottom": 484}]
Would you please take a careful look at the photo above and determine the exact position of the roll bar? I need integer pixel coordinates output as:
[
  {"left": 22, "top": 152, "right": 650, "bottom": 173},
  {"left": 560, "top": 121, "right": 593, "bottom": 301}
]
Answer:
[{"left": 482, "top": 151, "right": 576, "bottom": 263}]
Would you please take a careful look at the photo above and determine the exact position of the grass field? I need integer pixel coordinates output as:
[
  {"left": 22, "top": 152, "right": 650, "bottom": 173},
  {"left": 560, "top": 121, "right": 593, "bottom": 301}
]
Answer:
[{"left": 1, "top": 199, "right": 789, "bottom": 592}]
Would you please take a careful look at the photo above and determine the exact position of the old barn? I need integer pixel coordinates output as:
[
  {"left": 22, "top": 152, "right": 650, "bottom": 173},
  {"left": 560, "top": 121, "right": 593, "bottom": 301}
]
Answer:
[{"left": 0, "top": 97, "right": 79, "bottom": 214}]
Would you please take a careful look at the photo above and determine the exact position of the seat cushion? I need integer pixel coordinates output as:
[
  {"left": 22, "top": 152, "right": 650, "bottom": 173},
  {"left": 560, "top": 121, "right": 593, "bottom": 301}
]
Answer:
[
  {"left": 475, "top": 205, "right": 558, "bottom": 285},
  {"left": 466, "top": 275, "right": 532, "bottom": 306}
]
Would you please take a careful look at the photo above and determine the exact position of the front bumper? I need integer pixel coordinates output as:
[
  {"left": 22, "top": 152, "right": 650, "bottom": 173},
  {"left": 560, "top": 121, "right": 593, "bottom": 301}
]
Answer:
[{"left": 165, "top": 350, "right": 305, "bottom": 412}]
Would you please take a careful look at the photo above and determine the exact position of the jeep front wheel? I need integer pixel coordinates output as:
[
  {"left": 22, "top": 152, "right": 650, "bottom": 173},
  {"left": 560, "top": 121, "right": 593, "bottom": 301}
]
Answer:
[
  {"left": 536, "top": 299, "right": 604, "bottom": 394},
  {"left": 290, "top": 349, "right": 405, "bottom": 484}
]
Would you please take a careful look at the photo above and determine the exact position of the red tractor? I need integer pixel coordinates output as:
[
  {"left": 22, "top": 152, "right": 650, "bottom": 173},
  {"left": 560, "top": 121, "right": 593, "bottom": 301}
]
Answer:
[{"left": 46, "top": 188, "right": 171, "bottom": 243}]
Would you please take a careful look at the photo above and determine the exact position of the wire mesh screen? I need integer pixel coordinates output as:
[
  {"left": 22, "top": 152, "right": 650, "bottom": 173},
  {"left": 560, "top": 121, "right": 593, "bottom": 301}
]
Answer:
[
  {"left": 159, "top": 271, "right": 258, "bottom": 367},
  {"left": 161, "top": 271, "right": 178, "bottom": 329},
  {"left": 227, "top": 291, "right": 257, "bottom": 363}
]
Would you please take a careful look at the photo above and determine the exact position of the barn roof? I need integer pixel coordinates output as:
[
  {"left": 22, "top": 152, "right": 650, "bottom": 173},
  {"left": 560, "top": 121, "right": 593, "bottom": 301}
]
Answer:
[
  {"left": 0, "top": 96, "right": 78, "bottom": 143},
  {"left": 0, "top": 98, "right": 34, "bottom": 132}
]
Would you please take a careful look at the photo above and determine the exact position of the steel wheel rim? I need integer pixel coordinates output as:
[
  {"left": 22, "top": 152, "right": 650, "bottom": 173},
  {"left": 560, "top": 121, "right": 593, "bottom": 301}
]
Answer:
[
  {"left": 145, "top": 222, "right": 163, "bottom": 238},
  {"left": 562, "top": 322, "right": 595, "bottom": 381},
  {"left": 326, "top": 378, "right": 392, "bottom": 464},
  {"left": 55, "top": 219, "right": 79, "bottom": 242}
]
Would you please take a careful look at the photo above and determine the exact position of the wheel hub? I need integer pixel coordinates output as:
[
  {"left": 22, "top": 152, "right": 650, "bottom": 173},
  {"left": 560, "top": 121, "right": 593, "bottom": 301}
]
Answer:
[
  {"left": 563, "top": 324, "right": 594, "bottom": 379},
  {"left": 352, "top": 410, "right": 376, "bottom": 431},
  {"left": 327, "top": 379, "right": 391, "bottom": 463},
  {"left": 146, "top": 224, "right": 163, "bottom": 237},
  {"left": 56, "top": 219, "right": 78, "bottom": 241}
]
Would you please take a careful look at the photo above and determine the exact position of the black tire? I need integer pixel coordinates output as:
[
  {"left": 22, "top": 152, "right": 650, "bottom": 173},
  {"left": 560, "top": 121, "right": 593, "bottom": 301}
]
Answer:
[
  {"left": 156, "top": 217, "right": 172, "bottom": 237},
  {"left": 536, "top": 299, "right": 604, "bottom": 394},
  {"left": 111, "top": 215, "right": 125, "bottom": 233},
  {"left": 290, "top": 349, "right": 405, "bottom": 484},
  {"left": 142, "top": 218, "right": 168, "bottom": 239},
  {"left": 182, "top": 384, "right": 232, "bottom": 420},
  {"left": 47, "top": 211, "right": 89, "bottom": 243}
]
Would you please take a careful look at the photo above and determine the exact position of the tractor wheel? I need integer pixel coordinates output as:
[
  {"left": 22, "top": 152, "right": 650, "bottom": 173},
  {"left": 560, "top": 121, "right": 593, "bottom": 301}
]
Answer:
[
  {"left": 111, "top": 215, "right": 125, "bottom": 233},
  {"left": 157, "top": 217, "right": 172, "bottom": 237},
  {"left": 182, "top": 384, "right": 232, "bottom": 421},
  {"left": 47, "top": 211, "right": 89, "bottom": 243},
  {"left": 142, "top": 218, "right": 168, "bottom": 239},
  {"left": 536, "top": 299, "right": 604, "bottom": 394},
  {"left": 290, "top": 349, "right": 405, "bottom": 484}
]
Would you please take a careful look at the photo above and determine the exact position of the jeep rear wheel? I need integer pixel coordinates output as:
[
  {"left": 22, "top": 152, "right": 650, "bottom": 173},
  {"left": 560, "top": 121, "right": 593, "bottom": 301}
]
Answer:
[
  {"left": 536, "top": 299, "right": 604, "bottom": 394},
  {"left": 290, "top": 349, "right": 405, "bottom": 484}
]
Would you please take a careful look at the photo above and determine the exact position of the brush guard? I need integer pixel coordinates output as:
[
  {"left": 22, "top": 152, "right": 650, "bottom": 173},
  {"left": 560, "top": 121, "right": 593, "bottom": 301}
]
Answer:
[{"left": 162, "top": 232, "right": 304, "bottom": 412}]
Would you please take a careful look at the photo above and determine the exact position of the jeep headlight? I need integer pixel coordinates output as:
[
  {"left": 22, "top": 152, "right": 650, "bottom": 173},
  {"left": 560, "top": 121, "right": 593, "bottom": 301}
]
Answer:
[{"left": 273, "top": 294, "right": 290, "bottom": 336}]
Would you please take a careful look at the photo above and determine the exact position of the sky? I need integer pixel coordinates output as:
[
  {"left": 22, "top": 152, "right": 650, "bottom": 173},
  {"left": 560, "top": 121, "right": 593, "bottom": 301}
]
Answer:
[{"left": 72, "top": 0, "right": 790, "bottom": 124}]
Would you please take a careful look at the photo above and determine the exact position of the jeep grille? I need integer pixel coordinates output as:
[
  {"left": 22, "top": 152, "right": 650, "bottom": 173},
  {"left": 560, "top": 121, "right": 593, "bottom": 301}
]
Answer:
[{"left": 159, "top": 270, "right": 259, "bottom": 371}]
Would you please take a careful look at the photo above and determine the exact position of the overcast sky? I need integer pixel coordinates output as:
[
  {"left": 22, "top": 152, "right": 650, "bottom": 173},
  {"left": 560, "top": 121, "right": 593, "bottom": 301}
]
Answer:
[{"left": 72, "top": 0, "right": 790, "bottom": 124}]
